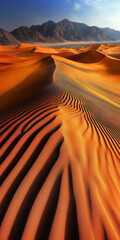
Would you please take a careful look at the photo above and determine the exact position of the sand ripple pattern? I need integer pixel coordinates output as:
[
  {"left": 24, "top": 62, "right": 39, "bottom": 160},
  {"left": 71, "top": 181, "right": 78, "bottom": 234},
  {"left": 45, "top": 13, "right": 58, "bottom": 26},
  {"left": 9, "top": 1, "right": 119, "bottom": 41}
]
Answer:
[{"left": 1, "top": 89, "right": 120, "bottom": 240}]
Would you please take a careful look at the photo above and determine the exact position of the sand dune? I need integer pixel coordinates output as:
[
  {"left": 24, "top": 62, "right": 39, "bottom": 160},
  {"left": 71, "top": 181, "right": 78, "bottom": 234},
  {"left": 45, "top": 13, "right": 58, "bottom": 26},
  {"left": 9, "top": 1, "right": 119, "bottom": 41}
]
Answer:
[
  {"left": 0, "top": 44, "right": 120, "bottom": 240},
  {"left": 98, "top": 44, "right": 120, "bottom": 60},
  {"left": 67, "top": 49, "right": 105, "bottom": 63}
]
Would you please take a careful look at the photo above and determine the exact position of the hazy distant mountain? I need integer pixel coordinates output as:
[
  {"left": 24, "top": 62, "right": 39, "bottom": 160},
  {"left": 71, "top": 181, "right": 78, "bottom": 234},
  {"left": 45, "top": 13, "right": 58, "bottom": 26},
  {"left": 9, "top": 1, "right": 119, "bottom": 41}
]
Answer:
[
  {"left": 102, "top": 28, "right": 120, "bottom": 40},
  {"left": 31, "top": 20, "right": 56, "bottom": 38},
  {"left": 31, "top": 19, "right": 111, "bottom": 42},
  {"left": 0, "top": 28, "right": 20, "bottom": 45},
  {"left": 1, "top": 19, "right": 120, "bottom": 45},
  {"left": 11, "top": 26, "right": 46, "bottom": 43}
]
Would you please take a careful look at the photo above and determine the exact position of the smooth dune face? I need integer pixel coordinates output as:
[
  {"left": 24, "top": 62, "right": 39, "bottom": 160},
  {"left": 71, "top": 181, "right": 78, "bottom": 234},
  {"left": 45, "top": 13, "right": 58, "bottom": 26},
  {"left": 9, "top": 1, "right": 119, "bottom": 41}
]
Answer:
[{"left": 0, "top": 44, "right": 120, "bottom": 240}]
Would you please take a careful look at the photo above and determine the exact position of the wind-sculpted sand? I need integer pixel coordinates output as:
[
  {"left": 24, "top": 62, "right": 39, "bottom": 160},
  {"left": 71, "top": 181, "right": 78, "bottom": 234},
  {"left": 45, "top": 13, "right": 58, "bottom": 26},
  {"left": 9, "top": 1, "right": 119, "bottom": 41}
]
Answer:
[{"left": 0, "top": 44, "right": 120, "bottom": 240}]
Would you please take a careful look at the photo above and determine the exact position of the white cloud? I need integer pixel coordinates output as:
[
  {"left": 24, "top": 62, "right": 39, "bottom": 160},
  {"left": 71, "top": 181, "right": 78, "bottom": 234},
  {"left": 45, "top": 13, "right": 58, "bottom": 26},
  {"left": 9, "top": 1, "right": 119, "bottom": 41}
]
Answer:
[
  {"left": 84, "top": 0, "right": 103, "bottom": 8},
  {"left": 74, "top": 2, "right": 81, "bottom": 10},
  {"left": 74, "top": 0, "right": 104, "bottom": 9},
  {"left": 72, "top": 0, "right": 120, "bottom": 30}
]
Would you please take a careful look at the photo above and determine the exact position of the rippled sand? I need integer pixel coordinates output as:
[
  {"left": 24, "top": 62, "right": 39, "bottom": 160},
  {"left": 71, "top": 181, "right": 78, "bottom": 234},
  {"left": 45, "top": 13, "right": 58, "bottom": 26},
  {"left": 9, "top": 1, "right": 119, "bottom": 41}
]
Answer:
[{"left": 0, "top": 43, "right": 120, "bottom": 240}]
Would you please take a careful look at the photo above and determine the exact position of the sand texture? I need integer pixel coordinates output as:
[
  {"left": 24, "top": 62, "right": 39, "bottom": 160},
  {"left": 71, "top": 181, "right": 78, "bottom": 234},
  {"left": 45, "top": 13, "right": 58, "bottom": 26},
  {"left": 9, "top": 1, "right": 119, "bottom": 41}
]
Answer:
[{"left": 0, "top": 44, "right": 120, "bottom": 240}]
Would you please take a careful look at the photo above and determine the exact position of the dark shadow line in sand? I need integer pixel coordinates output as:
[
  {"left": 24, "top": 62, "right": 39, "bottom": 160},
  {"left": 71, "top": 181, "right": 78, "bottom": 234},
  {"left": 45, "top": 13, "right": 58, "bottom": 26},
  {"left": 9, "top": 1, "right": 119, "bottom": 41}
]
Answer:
[
  {"left": 8, "top": 139, "right": 64, "bottom": 240},
  {"left": 65, "top": 165, "right": 79, "bottom": 240},
  {"left": 0, "top": 123, "right": 62, "bottom": 225}
]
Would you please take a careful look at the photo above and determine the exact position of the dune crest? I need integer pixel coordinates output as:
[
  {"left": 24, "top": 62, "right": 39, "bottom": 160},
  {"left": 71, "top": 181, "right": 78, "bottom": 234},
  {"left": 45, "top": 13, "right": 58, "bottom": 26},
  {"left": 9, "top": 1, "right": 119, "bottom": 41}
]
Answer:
[{"left": 0, "top": 44, "right": 120, "bottom": 240}]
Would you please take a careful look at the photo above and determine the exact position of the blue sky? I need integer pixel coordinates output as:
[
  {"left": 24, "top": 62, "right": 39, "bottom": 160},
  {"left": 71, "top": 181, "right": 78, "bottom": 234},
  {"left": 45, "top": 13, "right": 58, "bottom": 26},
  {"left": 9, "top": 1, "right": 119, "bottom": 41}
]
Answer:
[{"left": 0, "top": 0, "right": 120, "bottom": 31}]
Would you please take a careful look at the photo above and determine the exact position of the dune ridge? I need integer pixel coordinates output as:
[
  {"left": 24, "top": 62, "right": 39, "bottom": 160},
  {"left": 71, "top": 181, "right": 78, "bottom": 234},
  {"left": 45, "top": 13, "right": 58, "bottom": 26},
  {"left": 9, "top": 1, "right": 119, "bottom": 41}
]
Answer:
[{"left": 0, "top": 44, "right": 120, "bottom": 240}]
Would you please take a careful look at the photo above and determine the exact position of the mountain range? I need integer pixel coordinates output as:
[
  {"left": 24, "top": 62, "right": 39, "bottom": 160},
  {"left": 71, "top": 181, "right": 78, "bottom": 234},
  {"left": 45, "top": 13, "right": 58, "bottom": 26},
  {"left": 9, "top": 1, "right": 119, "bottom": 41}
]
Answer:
[{"left": 0, "top": 19, "right": 120, "bottom": 45}]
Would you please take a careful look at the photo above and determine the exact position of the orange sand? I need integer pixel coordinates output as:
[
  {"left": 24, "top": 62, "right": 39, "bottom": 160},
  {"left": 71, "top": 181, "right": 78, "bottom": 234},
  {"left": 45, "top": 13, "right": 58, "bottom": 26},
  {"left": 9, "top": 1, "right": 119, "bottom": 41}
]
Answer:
[{"left": 0, "top": 44, "right": 120, "bottom": 240}]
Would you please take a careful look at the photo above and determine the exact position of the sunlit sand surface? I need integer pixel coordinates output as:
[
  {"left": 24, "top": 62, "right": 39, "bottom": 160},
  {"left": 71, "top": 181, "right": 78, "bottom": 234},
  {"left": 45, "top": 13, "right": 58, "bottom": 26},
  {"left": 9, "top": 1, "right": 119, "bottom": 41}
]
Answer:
[{"left": 0, "top": 44, "right": 120, "bottom": 240}]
